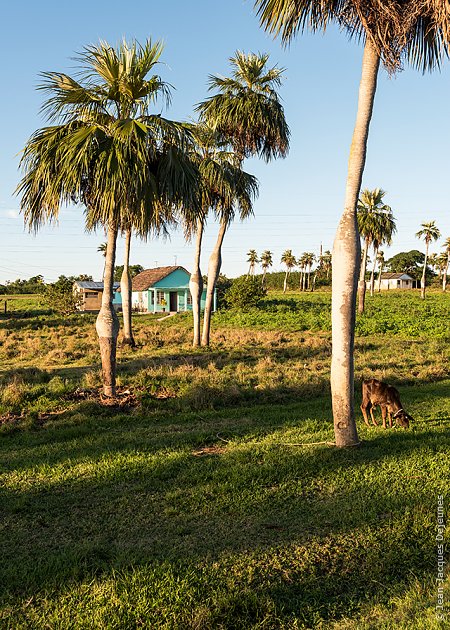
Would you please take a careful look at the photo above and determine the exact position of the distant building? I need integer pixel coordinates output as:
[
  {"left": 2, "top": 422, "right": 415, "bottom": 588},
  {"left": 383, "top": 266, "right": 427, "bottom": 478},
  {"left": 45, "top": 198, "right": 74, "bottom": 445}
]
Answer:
[
  {"left": 376, "top": 272, "right": 415, "bottom": 290},
  {"left": 131, "top": 266, "right": 215, "bottom": 313},
  {"left": 74, "top": 281, "right": 122, "bottom": 312}
]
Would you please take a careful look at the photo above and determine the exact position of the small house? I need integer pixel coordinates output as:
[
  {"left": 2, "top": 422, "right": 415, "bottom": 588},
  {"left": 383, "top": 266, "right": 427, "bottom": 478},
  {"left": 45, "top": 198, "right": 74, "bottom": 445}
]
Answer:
[
  {"left": 74, "top": 281, "right": 122, "bottom": 312},
  {"left": 131, "top": 266, "right": 216, "bottom": 313},
  {"left": 377, "top": 273, "right": 415, "bottom": 290}
]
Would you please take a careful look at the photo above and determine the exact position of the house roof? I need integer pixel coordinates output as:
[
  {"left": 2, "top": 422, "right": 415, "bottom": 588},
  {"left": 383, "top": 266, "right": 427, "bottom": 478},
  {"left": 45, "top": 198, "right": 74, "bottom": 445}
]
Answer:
[
  {"left": 132, "top": 266, "right": 189, "bottom": 291},
  {"left": 75, "top": 281, "right": 120, "bottom": 290},
  {"left": 380, "top": 273, "right": 413, "bottom": 280}
]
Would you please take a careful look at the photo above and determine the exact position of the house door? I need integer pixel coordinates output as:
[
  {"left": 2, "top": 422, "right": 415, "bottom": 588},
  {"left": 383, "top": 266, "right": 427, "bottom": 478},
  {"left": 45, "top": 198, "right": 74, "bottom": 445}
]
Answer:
[{"left": 169, "top": 292, "right": 178, "bottom": 312}]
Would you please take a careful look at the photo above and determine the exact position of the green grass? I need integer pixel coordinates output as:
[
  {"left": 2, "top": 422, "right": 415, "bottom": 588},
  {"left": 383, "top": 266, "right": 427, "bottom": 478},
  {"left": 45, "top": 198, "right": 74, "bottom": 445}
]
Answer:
[{"left": 0, "top": 291, "right": 449, "bottom": 628}]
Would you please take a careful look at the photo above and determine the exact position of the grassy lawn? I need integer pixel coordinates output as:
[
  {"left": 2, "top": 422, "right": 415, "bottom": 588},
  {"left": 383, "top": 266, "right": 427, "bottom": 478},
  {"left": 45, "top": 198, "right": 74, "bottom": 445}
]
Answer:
[{"left": 0, "top": 291, "right": 449, "bottom": 628}]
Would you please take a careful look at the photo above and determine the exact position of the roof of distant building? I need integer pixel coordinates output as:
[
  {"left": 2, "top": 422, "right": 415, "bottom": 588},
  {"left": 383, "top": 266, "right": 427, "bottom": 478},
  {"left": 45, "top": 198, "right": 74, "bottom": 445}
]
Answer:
[
  {"left": 380, "top": 273, "right": 414, "bottom": 280},
  {"left": 132, "top": 266, "right": 189, "bottom": 291},
  {"left": 75, "top": 281, "right": 120, "bottom": 290}
]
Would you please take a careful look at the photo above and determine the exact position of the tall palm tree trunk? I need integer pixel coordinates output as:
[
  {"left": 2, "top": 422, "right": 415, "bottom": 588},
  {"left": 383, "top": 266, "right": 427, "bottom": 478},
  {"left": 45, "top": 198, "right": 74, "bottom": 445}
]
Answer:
[
  {"left": 201, "top": 220, "right": 227, "bottom": 346},
  {"left": 120, "top": 228, "right": 135, "bottom": 347},
  {"left": 358, "top": 238, "right": 370, "bottom": 313},
  {"left": 421, "top": 243, "right": 429, "bottom": 299},
  {"left": 370, "top": 245, "right": 378, "bottom": 296},
  {"left": 96, "top": 222, "right": 120, "bottom": 397},
  {"left": 331, "top": 40, "right": 380, "bottom": 448},
  {"left": 190, "top": 218, "right": 204, "bottom": 347},
  {"left": 377, "top": 261, "right": 384, "bottom": 293},
  {"left": 443, "top": 254, "right": 449, "bottom": 292},
  {"left": 283, "top": 271, "right": 289, "bottom": 293},
  {"left": 262, "top": 268, "right": 267, "bottom": 288}
]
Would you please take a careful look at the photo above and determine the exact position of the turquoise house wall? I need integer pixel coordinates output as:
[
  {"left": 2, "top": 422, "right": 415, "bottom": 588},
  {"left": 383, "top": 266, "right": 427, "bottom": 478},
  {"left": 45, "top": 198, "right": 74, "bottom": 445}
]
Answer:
[
  {"left": 134, "top": 269, "right": 216, "bottom": 313},
  {"left": 152, "top": 268, "right": 190, "bottom": 289}
]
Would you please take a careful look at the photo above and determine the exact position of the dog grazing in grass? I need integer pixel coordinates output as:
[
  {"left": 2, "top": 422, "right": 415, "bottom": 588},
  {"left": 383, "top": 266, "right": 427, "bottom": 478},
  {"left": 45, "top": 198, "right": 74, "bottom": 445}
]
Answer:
[{"left": 361, "top": 379, "right": 413, "bottom": 429}]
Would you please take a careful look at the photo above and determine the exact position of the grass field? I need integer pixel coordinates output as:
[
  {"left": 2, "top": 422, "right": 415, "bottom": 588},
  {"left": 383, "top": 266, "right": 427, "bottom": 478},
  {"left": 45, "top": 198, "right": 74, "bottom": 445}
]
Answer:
[{"left": 0, "top": 291, "right": 449, "bottom": 628}]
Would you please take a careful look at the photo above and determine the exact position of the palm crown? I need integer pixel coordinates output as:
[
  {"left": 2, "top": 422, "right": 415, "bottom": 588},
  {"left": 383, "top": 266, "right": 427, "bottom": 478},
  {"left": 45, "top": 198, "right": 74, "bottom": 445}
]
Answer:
[
  {"left": 416, "top": 221, "right": 441, "bottom": 246},
  {"left": 357, "top": 188, "right": 396, "bottom": 246},
  {"left": 255, "top": 1, "right": 450, "bottom": 73},
  {"left": 18, "top": 39, "right": 198, "bottom": 233},
  {"left": 196, "top": 51, "right": 290, "bottom": 161}
]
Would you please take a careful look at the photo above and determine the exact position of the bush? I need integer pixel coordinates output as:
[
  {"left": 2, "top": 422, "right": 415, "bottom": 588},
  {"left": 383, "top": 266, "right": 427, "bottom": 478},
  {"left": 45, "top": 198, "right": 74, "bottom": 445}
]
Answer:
[
  {"left": 223, "top": 276, "right": 267, "bottom": 310},
  {"left": 40, "top": 277, "right": 82, "bottom": 315}
]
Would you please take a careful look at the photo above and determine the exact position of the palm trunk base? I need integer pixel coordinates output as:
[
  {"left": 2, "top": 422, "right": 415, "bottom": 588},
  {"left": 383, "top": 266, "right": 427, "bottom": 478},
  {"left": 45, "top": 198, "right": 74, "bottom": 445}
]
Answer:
[
  {"left": 121, "top": 335, "right": 136, "bottom": 348},
  {"left": 98, "top": 336, "right": 118, "bottom": 397}
]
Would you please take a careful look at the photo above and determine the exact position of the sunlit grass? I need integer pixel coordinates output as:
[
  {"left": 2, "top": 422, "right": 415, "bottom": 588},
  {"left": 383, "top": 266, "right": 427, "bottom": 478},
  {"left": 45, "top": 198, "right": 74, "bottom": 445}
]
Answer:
[{"left": 0, "top": 291, "right": 449, "bottom": 627}]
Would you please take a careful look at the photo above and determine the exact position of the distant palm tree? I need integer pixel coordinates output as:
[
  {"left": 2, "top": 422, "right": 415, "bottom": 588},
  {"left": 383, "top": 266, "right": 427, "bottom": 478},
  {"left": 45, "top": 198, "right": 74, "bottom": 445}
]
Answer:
[
  {"left": 321, "top": 250, "right": 332, "bottom": 280},
  {"left": 376, "top": 250, "right": 385, "bottom": 293},
  {"left": 247, "top": 249, "right": 259, "bottom": 277},
  {"left": 357, "top": 189, "right": 394, "bottom": 312},
  {"left": 260, "top": 250, "right": 273, "bottom": 288},
  {"left": 442, "top": 237, "right": 450, "bottom": 292},
  {"left": 369, "top": 210, "right": 396, "bottom": 296},
  {"left": 298, "top": 253, "right": 307, "bottom": 291},
  {"left": 197, "top": 51, "right": 289, "bottom": 346},
  {"left": 416, "top": 221, "right": 441, "bottom": 299},
  {"left": 281, "top": 249, "right": 296, "bottom": 293},
  {"left": 303, "top": 252, "right": 315, "bottom": 291},
  {"left": 98, "top": 242, "right": 108, "bottom": 281}
]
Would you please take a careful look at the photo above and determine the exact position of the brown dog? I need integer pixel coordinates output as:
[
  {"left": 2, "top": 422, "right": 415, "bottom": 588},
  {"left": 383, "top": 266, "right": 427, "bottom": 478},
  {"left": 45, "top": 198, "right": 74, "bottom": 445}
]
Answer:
[{"left": 361, "top": 379, "right": 413, "bottom": 429}]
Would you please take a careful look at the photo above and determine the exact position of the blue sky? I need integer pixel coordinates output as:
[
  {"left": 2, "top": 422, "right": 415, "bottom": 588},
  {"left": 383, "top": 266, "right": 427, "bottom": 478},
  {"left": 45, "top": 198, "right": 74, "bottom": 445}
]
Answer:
[{"left": 1, "top": 0, "right": 449, "bottom": 283}]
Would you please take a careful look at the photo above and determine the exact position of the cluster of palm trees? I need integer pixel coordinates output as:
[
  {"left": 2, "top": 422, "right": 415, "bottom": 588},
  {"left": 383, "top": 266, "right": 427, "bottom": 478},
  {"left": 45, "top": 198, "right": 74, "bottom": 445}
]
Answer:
[
  {"left": 279, "top": 250, "right": 317, "bottom": 292},
  {"left": 18, "top": 0, "right": 450, "bottom": 448},
  {"left": 247, "top": 248, "right": 332, "bottom": 292},
  {"left": 18, "top": 39, "right": 289, "bottom": 394},
  {"left": 356, "top": 188, "right": 396, "bottom": 313}
]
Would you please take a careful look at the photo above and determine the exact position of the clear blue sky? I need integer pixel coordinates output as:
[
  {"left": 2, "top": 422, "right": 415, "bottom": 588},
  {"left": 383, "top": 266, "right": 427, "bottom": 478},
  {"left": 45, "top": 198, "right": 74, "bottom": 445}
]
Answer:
[{"left": 1, "top": 0, "right": 449, "bottom": 283}]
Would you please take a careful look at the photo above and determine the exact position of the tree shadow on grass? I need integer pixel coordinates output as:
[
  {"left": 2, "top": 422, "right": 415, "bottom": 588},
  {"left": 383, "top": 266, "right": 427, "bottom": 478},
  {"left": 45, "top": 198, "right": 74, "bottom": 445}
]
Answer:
[{"left": 1, "top": 411, "right": 447, "bottom": 626}]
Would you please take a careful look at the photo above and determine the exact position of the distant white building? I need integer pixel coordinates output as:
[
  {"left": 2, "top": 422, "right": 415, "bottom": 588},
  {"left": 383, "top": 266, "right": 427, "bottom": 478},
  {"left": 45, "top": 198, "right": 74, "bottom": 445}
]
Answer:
[{"left": 376, "top": 272, "right": 415, "bottom": 290}]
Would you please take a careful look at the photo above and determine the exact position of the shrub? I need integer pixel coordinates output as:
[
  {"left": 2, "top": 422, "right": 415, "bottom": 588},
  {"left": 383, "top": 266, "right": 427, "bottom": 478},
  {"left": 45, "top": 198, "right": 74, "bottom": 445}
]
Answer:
[{"left": 223, "top": 276, "right": 267, "bottom": 310}]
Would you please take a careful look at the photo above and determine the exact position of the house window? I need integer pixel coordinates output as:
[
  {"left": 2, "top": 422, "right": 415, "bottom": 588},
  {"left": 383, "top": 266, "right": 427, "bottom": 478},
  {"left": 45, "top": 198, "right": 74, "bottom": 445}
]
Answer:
[
  {"left": 187, "top": 293, "right": 193, "bottom": 306},
  {"left": 86, "top": 292, "right": 98, "bottom": 298},
  {"left": 150, "top": 291, "right": 154, "bottom": 305},
  {"left": 156, "top": 291, "right": 165, "bottom": 305}
]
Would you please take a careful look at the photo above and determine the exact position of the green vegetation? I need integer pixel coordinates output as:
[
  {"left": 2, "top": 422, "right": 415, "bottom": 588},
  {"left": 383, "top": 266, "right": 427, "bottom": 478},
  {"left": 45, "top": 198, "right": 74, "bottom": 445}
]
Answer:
[
  {"left": 0, "top": 291, "right": 449, "bottom": 628},
  {"left": 224, "top": 276, "right": 267, "bottom": 310}
]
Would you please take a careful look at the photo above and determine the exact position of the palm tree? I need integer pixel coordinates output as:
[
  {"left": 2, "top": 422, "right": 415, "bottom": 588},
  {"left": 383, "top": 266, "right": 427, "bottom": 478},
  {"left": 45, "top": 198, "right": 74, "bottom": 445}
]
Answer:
[
  {"left": 260, "top": 250, "right": 273, "bottom": 288},
  {"left": 197, "top": 51, "right": 289, "bottom": 346},
  {"left": 376, "top": 250, "right": 385, "bottom": 293},
  {"left": 320, "top": 250, "right": 332, "bottom": 281},
  {"left": 303, "top": 252, "right": 315, "bottom": 291},
  {"left": 442, "top": 237, "right": 450, "bottom": 292},
  {"left": 185, "top": 123, "right": 251, "bottom": 347},
  {"left": 18, "top": 39, "right": 198, "bottom": 395},
  {"left": 357, "top": 188, "right": 394, "bottom": 311},
  {"left": 98, "top": 242, "right": 107, "bottom": 280},
  {"left": 247, "top": 249, "right": 259, "bottom": 277},
  {"left": 281, "top": 249, "right": 296, "bottom": 292},
  {"left": 255, "top": 0, "right": 449, "bottom": 446},
  {"left": 369, "top": 207, "right": 396, "bottom": 297},
  {"left": 416, "top": 221, "right": 441, "bottom": 298},
  {"left": 201, "top": 170, "right": 258, "bottom": 346},
  {"left": 298, "top": 253, "right": 307, "bottom": 291}
]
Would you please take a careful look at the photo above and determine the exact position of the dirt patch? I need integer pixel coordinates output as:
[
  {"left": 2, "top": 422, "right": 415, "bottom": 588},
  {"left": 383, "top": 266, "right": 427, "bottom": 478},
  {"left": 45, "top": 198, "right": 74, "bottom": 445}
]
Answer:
[{"left": 191, "top": 445, "right": 227, "bottom": 457}]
